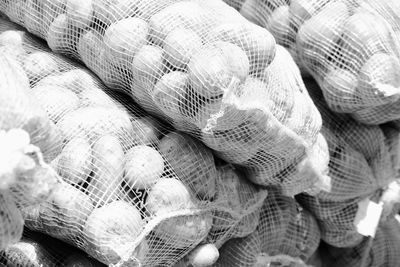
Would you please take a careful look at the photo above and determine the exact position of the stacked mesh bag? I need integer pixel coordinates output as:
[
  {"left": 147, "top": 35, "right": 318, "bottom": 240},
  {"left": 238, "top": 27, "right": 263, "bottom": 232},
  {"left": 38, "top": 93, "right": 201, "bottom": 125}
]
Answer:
[
  {"left": 0, "top": 0, "right": 325, "bottom": 196},
  {"left": 225, "top": 0, "right": 400, "bottom": 126},
  {"left": 320, "top": 216, "right": 400, "bottom": 267},
  {"left": 211, "top": 186, "right": 321, "bottom": 267},
  {"left": 0, "top": 229, "right": 106, "bottom": 266},
  {"left": 222, "top": 0, "right": 400, "bottom": 262},
  {"left": 293, "top": 78, "right": 400, "bottom": 251},
  {"left": 0, "top": 39, "right": 61, "bottom": 252},
  {"left": 0, "top": 18, "right": 272, "bottom": 266}
]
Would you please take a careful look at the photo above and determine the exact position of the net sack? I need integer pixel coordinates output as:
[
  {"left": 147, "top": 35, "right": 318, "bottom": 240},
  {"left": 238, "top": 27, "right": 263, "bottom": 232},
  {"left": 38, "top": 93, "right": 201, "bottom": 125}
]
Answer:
[
  {"left": 297, "top": 194, "right": 364, "bottom": 248},
  {"left": 1, "top": 233, "right": 62, "bottom": 267},
  {"left": 205, "top": 164, "right": 268, "bottom": 248},
  {"left": 298, "top": 178, "right": 400, "bottom": 249},
  {"left": 0, "top": 0, "right": 323, "bottom": 195},
  {"left": 214, "top": 187, "right": 321, "bottom": 267},
  {"left": 0, "top": 19, "right": 269, "bottom": 266},
  {"left": 323, "top": 216, "right": 400, "bottom": 267},
  {"left": 0, "top": 191, "right": 24, "bottom": 251},
  {"left": 0, "top": 48, "right": 62, "bottom": 250},
  {"left": 381, "top": 122, "right": 400, "bottom": 177},
  {"left": 0, "top": 229, "right": 106, "bottom": 267},
  {"left": 225, "top": 0, "right": 400, "bottom": 125},
  {"left": 171, "top": 163, "right": 269, "bottom": 267},
  {"left": 304, "top": 78, "right": 396, "bottom": 202}
]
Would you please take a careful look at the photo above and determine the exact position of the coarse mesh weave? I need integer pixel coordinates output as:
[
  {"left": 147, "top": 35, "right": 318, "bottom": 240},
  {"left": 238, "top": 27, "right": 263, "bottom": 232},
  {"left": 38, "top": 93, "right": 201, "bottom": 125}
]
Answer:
[
  {"left": 0, "top": 229, "right": 106, "bottom": 266},
  {"left": 172, "top": 164, "right": 268, "bottom": 267},
  {"left": 0, "top": 0, "right": 323, "bottom": 195},
  {"left": 298, "top": 178, "right": 400, "bottom": 250},
  {"left": 225, "top": 0, "right": 400, "bottom": 126},
  {"left": 204, "top": 164, "right": 268, "bottom": 248},
  {"left": 304, "top": 78, "right": 396, "bottom": 202},
  {"left": 0, "top": 47, "right": 62, "bottom": 250},
  {"left": 214, "top": 187, "right": 321, "bottom": 267},
  {"left": 0, "top": 191, "right": 24, "bottom": 251},
  {"left": 380, "top": 123, "right": 400, "bottom": 178},
  {"left": 322, "top": 216, "right": 400, "bottom": 267},
  {"left": 0, "top": 19, "right": 269, "bottom": 266},
  {"left": 296, "top": 193, "right": 370, "bottom": 248}
]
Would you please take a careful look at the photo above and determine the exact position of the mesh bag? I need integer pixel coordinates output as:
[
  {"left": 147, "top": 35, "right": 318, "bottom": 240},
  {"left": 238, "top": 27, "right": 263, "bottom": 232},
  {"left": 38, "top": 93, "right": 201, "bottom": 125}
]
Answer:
[
  {"left": 296, "top": 193, "right": 365, "bottom": 248},
  {"left": 380, "top": 122, "right": 400, "bottom": 179},
  {"left": 225, "top": 0, "right": 400, "bottom": 125},
  {"left": 0, "top": 19, "right": 270, "bottom": 266},
  {"left": 173, "top": 164, "right": 268, "bottom": 267},
  {"left": 0, "top": 229, "right": 106, "bottom": 267},
  {"left": 0, "top": 0, "right": 323, "bottom": 195},
  {"left": 304, "top": 78, "right": 396, "bottom": 202},
  {"left": 214, "top": 187, "right": 321, "bottom": 267},
  {"left": 0, "top": 47, "right": 62, "bottom": 250},
  {"left": 205, "top": 164, "right": 268, "bottom": 248},
  {"left": 323, "top": 216, "right": 400, "bottom": 267},
  {"left": 298, "top": 171, "right": 400, "bottom": 249},
  {"left": 1, "top": 233, "right": 62, "bottom": 267},
  {"left": 0, "top": 191, "right": 24, "bottom": 251}
]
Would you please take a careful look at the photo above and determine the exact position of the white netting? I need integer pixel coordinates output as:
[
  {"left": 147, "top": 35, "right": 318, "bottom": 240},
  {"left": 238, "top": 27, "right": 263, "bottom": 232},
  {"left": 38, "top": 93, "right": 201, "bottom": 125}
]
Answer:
[
  {"left": 172, "top": 164, "right": 268, "bottom": 267},
  {"left": 322, "top": 216, "right": 400, "bottom": 267},
  {"left": 298, "top": 177, "right": 400, "bottom": 250},
  {"left": 224, "top": 0, "right": 400, "bottom": 126},
  {"left": 214, "top": 187, "right": 321, "bottom": 267},
  {"left": 205, "top": 164, "right": 268, "bottom": 248},
  {"left": 0, "top": 46, "right": 62, "bottom": 250},
  {"left": 0, "top": 229, "right": 106, "bottom": 266},
  {"left": 0, "top": 0, "right": 323, "bottom": 195},
  {"left": 0, "top": 191, "right": 24, "bottom": 251},
  {"left": 296, "top": 194, "right": 365, "bottom": 248},
  {"left": 303, "top": 78, "right": 396, "bottom": 202},
  {"left": 292, "top": 78, "right": 400, "bottom": 250},
  {"left": 0, "top": 19, "right": 270, "bottom": 266}
]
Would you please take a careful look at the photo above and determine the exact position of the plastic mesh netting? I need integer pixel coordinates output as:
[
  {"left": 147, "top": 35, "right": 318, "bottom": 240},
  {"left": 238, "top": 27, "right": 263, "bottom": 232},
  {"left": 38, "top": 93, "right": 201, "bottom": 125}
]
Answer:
[
  {"left": 205, "top": 164, "right": 268, "bottom": 248},
  {"left": 303, "top": 78, "right": 396, "bottom": 202},
  {"left": 296, "top": 193, "right": 365, "bottom": 248},
  {"left": 0, "top": 45, "right": 61, "bottom": 250},
  {"left": 322, "top": 216, "right": 400, "bottom": 267},
  {"left": 173, "top": 164, "right": 269, "bottom": 267},
  {"left": 214, "top": 187, "right": 321, "bottom": 267},
  {"left": 0, "top": 19, "right": 271, "bottom": 266},
  {"left": 292, "top": 78, "right": 400, "bottom": 250},
  {"left": 224, "top": 0, "right": 400, "bottom": 126},
  {"left": 297, "top": 179, "right": 400, "bottom": 250},
  {"left": 0, "top": 229, "right": 106, "bottom": 266},
  {"left": 0, "top": 0, "right": 324, "bottom": 195}
]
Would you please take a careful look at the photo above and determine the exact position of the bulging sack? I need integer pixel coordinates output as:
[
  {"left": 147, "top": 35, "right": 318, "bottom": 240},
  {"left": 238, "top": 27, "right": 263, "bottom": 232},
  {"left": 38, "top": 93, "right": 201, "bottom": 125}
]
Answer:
[
  {"left": 323, "top": 216, "right": 400, "bottom": 267},
  {"left": 0, "top": 0, "right": 323, "bottom": 195},
  {"left": 304, "top": 78, "right": 396, "bottom": 202},
  {"left": 0, "top": 49, "right": 61, "bottom": 250},
  {"left": 226, "top": 0, "right": 400, "bottom": 125},
  {"left": 296, "top": 193, "right": 365, "bottom": 248},
  {"left": 173, "top": 164, "right": 268, "bottom": 267},
  {"left": 205, "top": 164, "right": 268, "bottom": 248},
  {"left": 214, "top": 187, "right": 321, "bottom": 267},
  {"left": 0, "top": 19, "right": 268, "bottom": 266},
  {"left": 0, "top": 229, "right": 106, "bottom": 266}
]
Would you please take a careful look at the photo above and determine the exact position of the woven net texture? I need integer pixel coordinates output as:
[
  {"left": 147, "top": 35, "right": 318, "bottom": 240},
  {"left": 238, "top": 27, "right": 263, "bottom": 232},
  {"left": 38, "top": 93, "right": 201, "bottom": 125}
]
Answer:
[
  {"left": 224, "top": 0, "right": 400, "bottom": 126},
  {"left": 0, "top": 38, "right": 63, "bottom": 252},
  {"left": 214, "top": 187, "right": 321, "bottom": 267},
  {"left": 0, "top": 0, "right": 324, "bottom": 196},
  {"left": 0, "top": 18, "right": 271, "bottom": 266},
  {"left": 0, "top": 229, "right": 106, "bottom": 266}
]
